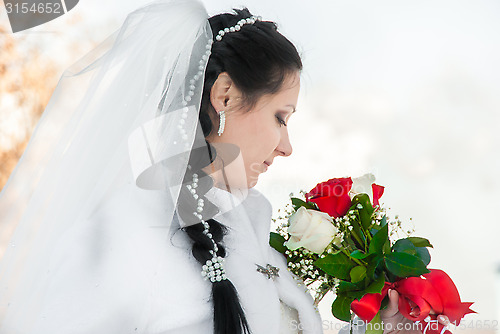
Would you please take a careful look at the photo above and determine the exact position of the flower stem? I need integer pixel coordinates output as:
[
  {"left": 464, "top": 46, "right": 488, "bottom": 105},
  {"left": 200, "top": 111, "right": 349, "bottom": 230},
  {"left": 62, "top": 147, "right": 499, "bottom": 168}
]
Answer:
[
  {"left": 350, "top": 229, "right": 365, "bottom": 251},
  {"left": 343, "top": 249, "right": 364, "bottom": 266},
  {"left": 333, "top": 244, "right": 364, "bottom": 266},
  {"left": 313, "top": 282, "right": 331, "bottom": 307}
]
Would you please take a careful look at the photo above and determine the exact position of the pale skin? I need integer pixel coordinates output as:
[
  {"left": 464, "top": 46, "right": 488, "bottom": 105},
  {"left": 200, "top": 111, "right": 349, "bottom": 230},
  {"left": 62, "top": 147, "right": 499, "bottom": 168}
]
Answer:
[
  {"left": 204, "top": 71, "right": 451, "bottom": 333},
  {"left": 381, "top": 289, "right": 450, "bottom": 334},
  {"left": 204, "top": 71, "right": 298, "bottom": 189}
]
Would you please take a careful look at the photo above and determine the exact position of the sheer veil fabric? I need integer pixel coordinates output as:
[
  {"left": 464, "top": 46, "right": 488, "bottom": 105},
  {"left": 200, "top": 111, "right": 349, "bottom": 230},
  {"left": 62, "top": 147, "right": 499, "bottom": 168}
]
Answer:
[
  {"left": 0, "top": 0, "right": 226, "bottom": 330},
  {"left": 0, "top": 0, "right": 323, "bottom": 333}
]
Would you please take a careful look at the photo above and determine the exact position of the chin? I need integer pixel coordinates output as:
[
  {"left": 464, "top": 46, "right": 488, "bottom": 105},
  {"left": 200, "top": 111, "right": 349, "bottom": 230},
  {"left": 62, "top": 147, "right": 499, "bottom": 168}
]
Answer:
[{"left": 247, "top": 174, "right": 260, "bottom": 189}]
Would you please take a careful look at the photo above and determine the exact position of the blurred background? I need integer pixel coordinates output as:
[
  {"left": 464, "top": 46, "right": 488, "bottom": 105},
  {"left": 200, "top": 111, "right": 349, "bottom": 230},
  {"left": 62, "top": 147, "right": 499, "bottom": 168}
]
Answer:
[{"left": 1, "top": 0, "right": 498, "bottom": 333}]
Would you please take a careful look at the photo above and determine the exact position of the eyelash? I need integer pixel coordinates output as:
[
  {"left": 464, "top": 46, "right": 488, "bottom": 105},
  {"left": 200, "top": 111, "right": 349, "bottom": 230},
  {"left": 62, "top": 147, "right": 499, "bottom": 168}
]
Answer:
[{"left": 276, "top": 115, "right": 287, "bottom": 127}]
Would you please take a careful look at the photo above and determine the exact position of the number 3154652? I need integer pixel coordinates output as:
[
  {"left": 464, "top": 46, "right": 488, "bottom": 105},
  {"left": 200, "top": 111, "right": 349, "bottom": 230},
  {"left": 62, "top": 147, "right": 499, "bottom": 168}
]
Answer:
[{"left": 5, "top": 2, "right": 62, "bottom": 14}]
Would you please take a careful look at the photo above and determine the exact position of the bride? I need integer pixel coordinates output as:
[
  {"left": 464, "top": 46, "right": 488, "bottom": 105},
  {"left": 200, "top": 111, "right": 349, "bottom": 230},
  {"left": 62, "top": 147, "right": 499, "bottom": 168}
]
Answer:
[{"left": 0, "top": 0, "right": 450, "bottom": 333}]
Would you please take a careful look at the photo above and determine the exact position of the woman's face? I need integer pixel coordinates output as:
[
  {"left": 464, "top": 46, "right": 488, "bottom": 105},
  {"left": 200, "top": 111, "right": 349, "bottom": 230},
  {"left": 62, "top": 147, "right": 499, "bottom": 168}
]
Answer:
[{"left": 206, "top": 71, "right": 300, "bottom": 189}]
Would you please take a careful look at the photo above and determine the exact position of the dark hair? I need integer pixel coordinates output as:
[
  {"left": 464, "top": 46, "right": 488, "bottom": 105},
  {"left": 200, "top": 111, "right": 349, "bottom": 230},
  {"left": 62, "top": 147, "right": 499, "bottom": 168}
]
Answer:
[
  {"left": 181, "top": 7, "right": 302, "bottom": 334},
  {"left": 199, "top": 7, "right": 303, "bottom": 137}
]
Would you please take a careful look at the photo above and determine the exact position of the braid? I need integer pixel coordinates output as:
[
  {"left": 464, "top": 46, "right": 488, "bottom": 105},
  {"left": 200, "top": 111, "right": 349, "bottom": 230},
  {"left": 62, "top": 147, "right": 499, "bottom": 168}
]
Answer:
[
  {"left": 183, "top": 219, "right": 226, "bottom": 261},
  {"left": 177, "top": 140, "right": 251, "bottom": 334},
  {"left": 173, "top": 4, "right": 302, "bottom": 332},
  {"left": 184, "top": 219, "right": 251, "bottom": 334}
]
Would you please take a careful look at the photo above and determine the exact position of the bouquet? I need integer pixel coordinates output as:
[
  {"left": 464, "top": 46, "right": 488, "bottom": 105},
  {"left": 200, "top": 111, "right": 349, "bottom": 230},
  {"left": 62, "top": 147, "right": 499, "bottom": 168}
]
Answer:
[{"left": 270, "top": 174, "right": 475, "bottom": 334}]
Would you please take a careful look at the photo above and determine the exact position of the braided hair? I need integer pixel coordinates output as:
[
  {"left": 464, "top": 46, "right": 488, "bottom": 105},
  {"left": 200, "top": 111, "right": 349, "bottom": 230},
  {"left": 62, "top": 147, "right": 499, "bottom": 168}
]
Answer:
[{"left": 177, "top": 7, "right": 302, "bottom": 334}]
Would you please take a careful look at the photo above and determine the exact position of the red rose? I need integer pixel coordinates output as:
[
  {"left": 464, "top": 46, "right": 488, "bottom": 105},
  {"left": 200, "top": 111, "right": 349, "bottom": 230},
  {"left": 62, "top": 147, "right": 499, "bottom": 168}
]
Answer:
[
  {"left": 305, "top": 177, "right": 353, "bottom": 218},
  {"left": 351, "top": 283, "right": 392, "bottom": 323},
  {"left": 350, "top": 270, "right": 475, "bottom": 331},
  {"left": 372, "top": 183, "right": 385, "bottom": 207}
]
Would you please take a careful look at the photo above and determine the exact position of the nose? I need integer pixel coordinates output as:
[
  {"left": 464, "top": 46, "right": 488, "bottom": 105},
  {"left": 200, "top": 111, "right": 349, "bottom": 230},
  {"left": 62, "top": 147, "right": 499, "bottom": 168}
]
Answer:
[{"left": 277, "top": 127, "right": 293, "bottom": 157}]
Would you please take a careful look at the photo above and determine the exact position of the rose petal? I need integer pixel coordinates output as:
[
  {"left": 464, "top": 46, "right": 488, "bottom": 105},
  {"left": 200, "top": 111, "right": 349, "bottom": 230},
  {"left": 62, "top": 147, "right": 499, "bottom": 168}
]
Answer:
[{"left": 372, "top": 184, "right": 385, "bottom": 207}]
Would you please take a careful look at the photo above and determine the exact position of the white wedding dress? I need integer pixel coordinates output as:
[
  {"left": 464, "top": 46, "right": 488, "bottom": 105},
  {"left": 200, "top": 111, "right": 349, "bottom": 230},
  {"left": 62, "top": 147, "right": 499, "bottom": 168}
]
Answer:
[{"left": 20, "top": 182, "right": 323, "bottom": 334}]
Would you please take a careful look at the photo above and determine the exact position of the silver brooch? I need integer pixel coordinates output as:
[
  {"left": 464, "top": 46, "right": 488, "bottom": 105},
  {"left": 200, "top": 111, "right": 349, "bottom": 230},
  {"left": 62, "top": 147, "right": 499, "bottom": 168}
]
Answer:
[{"left": 256, "top": 263, "right": 280, "bottom": 280}]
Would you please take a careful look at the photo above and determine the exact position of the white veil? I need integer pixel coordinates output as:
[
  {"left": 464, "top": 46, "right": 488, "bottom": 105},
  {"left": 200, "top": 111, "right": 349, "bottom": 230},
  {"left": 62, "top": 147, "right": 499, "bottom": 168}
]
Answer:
[{"left": 0, "top": 0, "right": 248, "bottom": 331}]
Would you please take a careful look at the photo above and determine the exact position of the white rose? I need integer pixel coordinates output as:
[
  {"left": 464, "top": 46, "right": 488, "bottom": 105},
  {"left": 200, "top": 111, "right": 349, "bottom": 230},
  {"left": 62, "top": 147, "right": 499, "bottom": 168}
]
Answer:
[
  {"left": 284, "top": 206, "right": 342, "bottom": 254},
  {"left": 350, "top": 173, "right": 376, "bottom": 202}
]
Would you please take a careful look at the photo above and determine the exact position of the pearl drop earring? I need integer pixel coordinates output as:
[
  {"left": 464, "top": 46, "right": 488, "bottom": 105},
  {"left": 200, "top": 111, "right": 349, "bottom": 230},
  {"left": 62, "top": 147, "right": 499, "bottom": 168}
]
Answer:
[{"left": 217, "top": 110, "right": 225, "bottom": 136}]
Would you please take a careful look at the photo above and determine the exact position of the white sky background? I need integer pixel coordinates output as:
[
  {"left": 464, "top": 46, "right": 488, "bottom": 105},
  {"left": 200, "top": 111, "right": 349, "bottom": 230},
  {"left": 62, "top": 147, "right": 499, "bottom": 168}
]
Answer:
[{"left": 3, "top": 0, "right": 500, "bottom": 329}]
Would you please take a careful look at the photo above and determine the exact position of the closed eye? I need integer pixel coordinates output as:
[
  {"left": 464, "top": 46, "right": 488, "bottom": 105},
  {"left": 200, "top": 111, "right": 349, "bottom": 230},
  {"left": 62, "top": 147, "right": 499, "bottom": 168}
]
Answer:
[{"left": 276, "top": 115, "right": 287, "bottom": 127}]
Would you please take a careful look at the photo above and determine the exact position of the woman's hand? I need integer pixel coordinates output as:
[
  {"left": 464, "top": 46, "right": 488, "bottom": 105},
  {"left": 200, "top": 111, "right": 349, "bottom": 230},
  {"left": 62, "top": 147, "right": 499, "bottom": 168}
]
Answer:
[{"left": 380, "top": 289, "right": 450, "bottom": 334}]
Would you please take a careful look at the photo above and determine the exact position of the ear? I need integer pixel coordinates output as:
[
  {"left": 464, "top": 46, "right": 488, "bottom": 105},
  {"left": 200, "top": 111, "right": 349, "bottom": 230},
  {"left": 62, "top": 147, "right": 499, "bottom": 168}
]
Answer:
[{"left": 210, "top": 72, "right": 241, "bottom": 114}]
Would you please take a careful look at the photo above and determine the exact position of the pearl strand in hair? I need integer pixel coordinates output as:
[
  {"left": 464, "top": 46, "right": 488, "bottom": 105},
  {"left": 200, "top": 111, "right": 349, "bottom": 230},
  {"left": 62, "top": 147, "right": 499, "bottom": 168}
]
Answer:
[
  {"left": 214, "top": 16, "right": 261, "bottom": 42},
  {"left": 187, "top": 173, "right": 228, "bottom": 283},
  {"left": 175, "top": 38, "right": 213, "bottom": 150}
]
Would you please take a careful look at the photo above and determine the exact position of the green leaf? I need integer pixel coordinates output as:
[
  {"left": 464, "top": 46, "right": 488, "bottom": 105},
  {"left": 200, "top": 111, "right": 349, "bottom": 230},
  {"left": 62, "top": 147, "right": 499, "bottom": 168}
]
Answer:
[
  {"left": 383, "top": 240, "right": 391, "bottom": 254},
  {"left": 365, "top": 275, "right": 385, "bottom": 294},
  {"left": 384, "top": 252, "right": 430, "bottom": 278},
  {"left": 269, "top": 232, "right": 286, "bottom": 254},
  {"left": 291, "top": 197, "right": 317, "bottom": 210},
  {"left": 337, "top": 280, "right": 364, "bottom": 294},
  {"left": 350, "top": 194, "right": 374, "bottom": 230},
  {"left": 344, "top": 234, "right": 358, "bottom": 250},
  {"left": 366, "top": 254, "right": 384, "bottom": 279},
  {"left": 407, "top": 237, "right": 433, "bottom": 248},
  {"left": 337, "top": 276, "right": 385, "bottom": 302},
  {"left": 350, "top": 250, "right": 371, "bottom": 260},
  {"left": 314, "top": 253, "right": 355, "bottom": 280},
  {"left": 350, "top": 266, "right": 367, "bottom": 283},
  {"left": 346, "top": 291, "right": 366, "bottom": 301},
  {"left": 380, "top": 215, "right": 387, "bottom": 227},
  {"left": 365, "top": 312, "right": 384, "bottom": 334},
  {"left": 332, "top": 294, "right": 355, "bottom": 322},
  {"left": 336, "top": 281, "right": 366, "bottom": 300},
  {"left": 415, "top": 247, "right": 431, "bottom": 266},
  {"left": 369, "top": 224, "right": 388, "bottom": 255},
  {"left": 291, "top": 197, "right": 306, "bottom": 208},
  {"left": 370, "top": 226, "right": 380, "bottom": 237},
  {"left": 349, "top": 220, "right": 366, "bottom": 249},
  {"left": 392, "top": 239, "right": 417, "bottom": 256}
]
